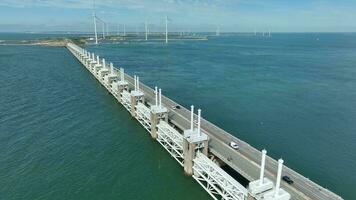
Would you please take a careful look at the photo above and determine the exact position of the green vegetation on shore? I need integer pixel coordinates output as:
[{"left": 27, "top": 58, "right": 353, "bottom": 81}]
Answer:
[{"left": 1, "top": 33, "right": 208, "bottom": 47}]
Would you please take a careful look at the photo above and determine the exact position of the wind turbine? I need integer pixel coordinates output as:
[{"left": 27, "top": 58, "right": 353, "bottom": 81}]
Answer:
[
  {"left": 145, "top": 21, "right": 148, "bottom": 41},
  {"left": 92, "top": 0, "right": 98, "bottom": 44},
  {"left": 106, "top": 24, "right": 109, "bottom": 36},
  {"left": 165, "top": 16, "right": 171, "bottom": 43},
  {"left": 216, "top": 25, "right": 220, "bottom": 36},
  {"left": 95, "top": 16, "right": 106, "bottom": 39},
  {"left": 102, "top": 22, "right": 106, "bottom": 38}
]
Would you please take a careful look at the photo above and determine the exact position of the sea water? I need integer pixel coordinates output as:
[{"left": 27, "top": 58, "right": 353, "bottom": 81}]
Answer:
[{"left": 1, "top": 33, "right": 356, "bottom": 199}]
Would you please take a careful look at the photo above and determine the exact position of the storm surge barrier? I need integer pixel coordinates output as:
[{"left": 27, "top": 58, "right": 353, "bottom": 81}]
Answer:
[{"left": 66, "top": 43, "right": 343, "bottom": 200}]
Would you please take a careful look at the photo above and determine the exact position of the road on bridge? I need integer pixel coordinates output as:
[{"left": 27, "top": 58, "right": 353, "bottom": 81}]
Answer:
[{"left": 120, "top": 72, "right": 342, "bottom": 200}]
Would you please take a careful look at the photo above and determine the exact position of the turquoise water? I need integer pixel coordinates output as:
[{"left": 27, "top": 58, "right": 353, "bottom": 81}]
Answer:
[
  {"left": 1, "top": 33, "right": 356, "bottom": 199},
  {"left": 0, "top": 43, "right": 210, "bottom": 199}
]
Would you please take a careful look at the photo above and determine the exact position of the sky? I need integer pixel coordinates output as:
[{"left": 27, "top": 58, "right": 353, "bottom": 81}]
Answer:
[{"left": 0, "top": 0, "right": 356, "bottom": 33}]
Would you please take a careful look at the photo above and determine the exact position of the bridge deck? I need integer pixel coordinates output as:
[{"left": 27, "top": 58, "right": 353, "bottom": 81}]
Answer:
[{"left": 116, "top": 69, "right": 342, "bottom": 200}]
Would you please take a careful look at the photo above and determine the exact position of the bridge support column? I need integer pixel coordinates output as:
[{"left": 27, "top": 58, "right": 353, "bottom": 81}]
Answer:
[
  {"left": 130, "top": 76, "right": 144, "bottom": 117},
  {"left": 116, "top": 68, "right": 128, "bottom": 102},
  {"left": 92, "top": 55, "right": 101, "bottom": 72},
  {"left": 117, "top": 82, "right": 128, "bottom": 101},
  {"left": 87, "top": 53, "right": 95, "bottom": 69},
  {"left": 150, "top": 87, "right": 168, "bottom": 139},
  {"left": 183, "top": 107, "right": 209, "bottom": 176},
  {"left": 130, "top": 92, "right": 144, "bottom": 117},
  {"left": 183, "top": 140, "right": 196, "bottom": 175},
  {"left": 105, "top": 63, "right": 118, "bottom": 85}
]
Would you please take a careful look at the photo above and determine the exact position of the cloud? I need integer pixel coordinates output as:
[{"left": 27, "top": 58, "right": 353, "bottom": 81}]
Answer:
[
  {"left": 1, "top": 0, "right": 356, "bottom": 32},
  {"left": 0, "top": 0, "right": 230, "bottom": 10}
]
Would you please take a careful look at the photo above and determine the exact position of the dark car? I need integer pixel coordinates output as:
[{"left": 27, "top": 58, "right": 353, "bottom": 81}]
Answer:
[
  {"left": 172, "top": 105, "right": 181, "bottom": 110},
  {"left": 282, "top": 176, "right": 294, "bottom": 184}
]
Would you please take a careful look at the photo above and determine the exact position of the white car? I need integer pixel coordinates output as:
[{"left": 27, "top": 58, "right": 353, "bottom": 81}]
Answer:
[{"left": 229, "top": 141, "right": 239, "bottom": 150}]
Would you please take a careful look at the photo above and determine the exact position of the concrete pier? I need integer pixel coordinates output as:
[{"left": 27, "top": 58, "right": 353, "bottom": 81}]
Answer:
[
  {"left": 115, "top": 68, "right": 128, "bottom": 102},
  {"left": 150, "top": 87, "right": 168, "bottom": 139},
  {"left": 183, "top": 108, "right": 208, "bottom": 175},
  {"left": 130, "top": 76, "right": 144, "bottom": 117},
  {"left": 104, "top": 63, "right": 118, "bottom": 85}
]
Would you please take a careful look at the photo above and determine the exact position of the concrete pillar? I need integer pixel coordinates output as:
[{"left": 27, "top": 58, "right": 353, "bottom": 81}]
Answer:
[
  {"left": 130, "top": 75, "right": 144, "bottom": 117},
  {"left": 190, "top": 105, "right": 194, "bottom": 131},
  {"left": 120, "top": 68, "right": 125, "bottom": 82},
  {"left": 137, "top": 76, "right": 140, "bottom": 91},
  {"left": 159, "top": 89, "right": 162, "bottom": 107},
  {"left": 202, "top": 140, "right": 208, "bottom": 156},
  {"left": 130, "top": 95, "right": 138, "bottom": 117},
  {"left": 183, "top": 107, "right": 209, "bottom": 176},
  {"left": 150, "top": 112, "right": 159, "bottom": 139},
  {"left": 130, "top": 95, "right": 136, "bottom": 116},
  {"left": 110, "top": 63, "right": 114, "bottom": 74},
  {"left": 155, "top": 87, "right": 158, "bottom": 106},
  {"left": 260, "top": 149, "right": 267, "bottom": 185},
  {"left": 248, "top": 149, "right": 274, "bottom": 196},
  {"left": 117, "top": 84, "right": 127, "bottom": 102},
  {"left": 197, "top": 109, "right": 201, "bottom": 135},
  {"left": 260, "top": 158, "right": 290, "bottom": 200},
  {"left": 150, "top": 109, "right": 168, "bottom": 139},
  {"left": 91, "top": 53, "right": 95, "bottom": 70},
  {"left": 183, "top": 139, "right": 196, "bottom": 176},
  {"left": 275, "top": 159, "right": 284, "bottom": 197}
]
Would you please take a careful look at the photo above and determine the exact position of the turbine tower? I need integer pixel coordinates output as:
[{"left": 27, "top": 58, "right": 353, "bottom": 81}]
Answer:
[
  {"left": 102, "top": 21, "right": 106, "bottom": 39},
  {"left": 95, "top": 16, "right": 106, "bottom": 39},
  {"left": 93, "top": 0, "right": 98, "bottom": 44},
  {"left": 145, "top": 21, "right": 148, "bottom": 41},
  {"left": 165, "top": 16, "right": 168, "bottom": 43},
  {"left": 216, "top": 25, "right": 220, "bottom": 36},
  {"left": 101, "top": 20, "right": 106, "bottom": 39},
  {"left": 106, "top": 24, "right": 109, "bottom": 36}
]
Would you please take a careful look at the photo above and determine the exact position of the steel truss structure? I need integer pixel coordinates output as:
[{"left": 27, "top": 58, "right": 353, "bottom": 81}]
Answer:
[
  {"left": 121, "top": 90, "right": 131, "bottom": 111},
  {"left": 193, "top": 152, "right": 248, "bottom": 200},
  {"left": 135, "top": 102, "right": 151, "bottom": 131},
  {"left": 156, "top": 121, "right": 184, "bottom": 166}
]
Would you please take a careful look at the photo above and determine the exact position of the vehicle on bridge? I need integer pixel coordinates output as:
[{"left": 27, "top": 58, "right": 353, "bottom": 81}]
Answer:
[
  {"left": 283, "top": 175, "right": 294, "bottom": 184},
  {"left": 229, "top": 141, "right": 239, "bottom": 150},
  {"left": 172, "top": 105, "right": 181, "bottom": 110}
]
